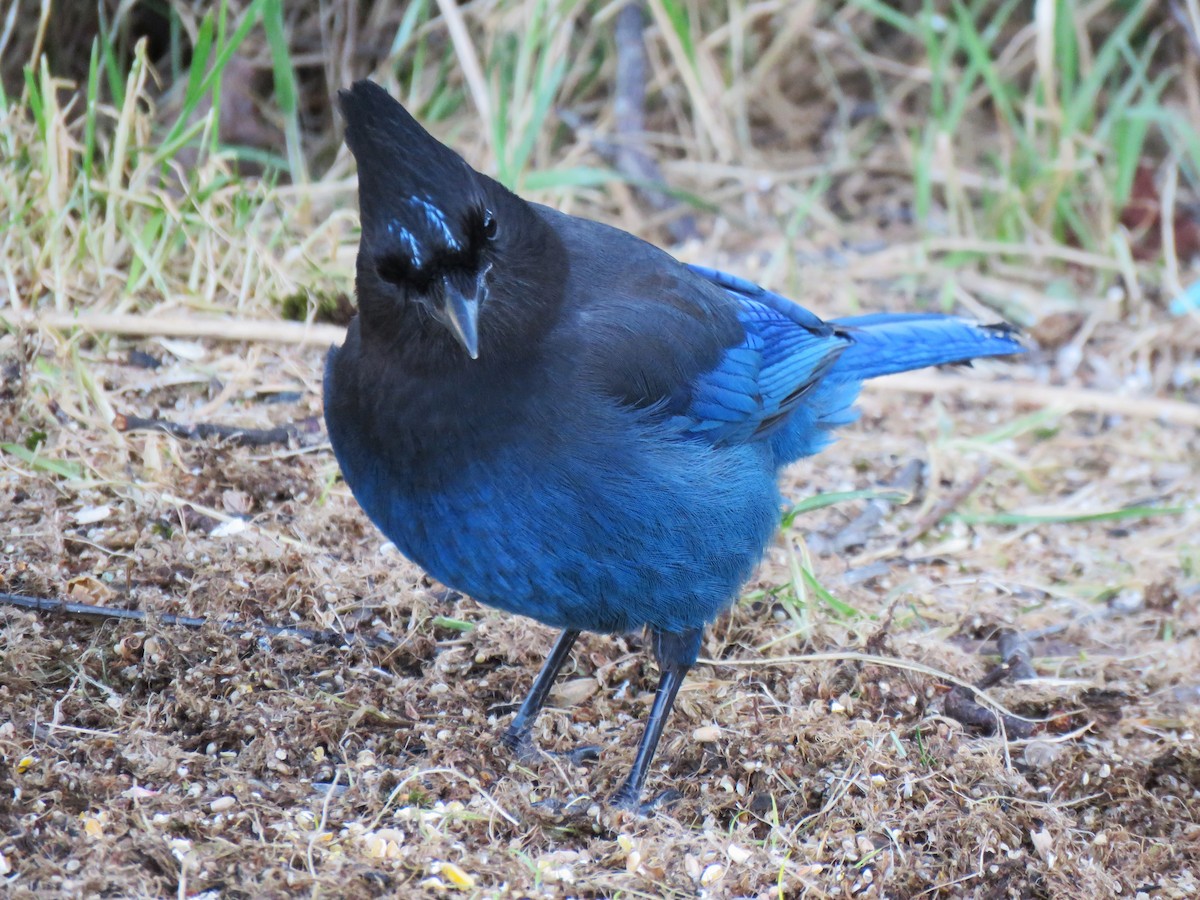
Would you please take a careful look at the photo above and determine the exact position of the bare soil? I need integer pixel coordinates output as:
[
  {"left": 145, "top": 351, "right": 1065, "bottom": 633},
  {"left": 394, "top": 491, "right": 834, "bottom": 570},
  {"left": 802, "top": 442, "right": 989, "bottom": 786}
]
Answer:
[{"left": 2, "top": 306, "right": 1198, "bottom": 898}]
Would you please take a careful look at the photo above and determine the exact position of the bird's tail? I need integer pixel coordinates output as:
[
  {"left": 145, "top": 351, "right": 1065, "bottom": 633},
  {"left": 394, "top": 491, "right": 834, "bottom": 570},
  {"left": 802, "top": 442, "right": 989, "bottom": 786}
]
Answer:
[{"left": 827, "top": 313, "right": 1025, "bottom": 381}]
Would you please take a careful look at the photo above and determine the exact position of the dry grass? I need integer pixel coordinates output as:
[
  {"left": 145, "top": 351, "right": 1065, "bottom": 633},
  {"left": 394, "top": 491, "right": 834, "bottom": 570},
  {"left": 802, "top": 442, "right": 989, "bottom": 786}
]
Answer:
[{"left": 2, "top": 1, "right": 1199, "bottom": 897}]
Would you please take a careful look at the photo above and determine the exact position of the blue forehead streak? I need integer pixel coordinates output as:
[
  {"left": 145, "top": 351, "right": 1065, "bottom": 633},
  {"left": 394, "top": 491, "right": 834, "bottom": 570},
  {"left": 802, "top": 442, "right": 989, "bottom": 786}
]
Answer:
[
  {"left": 405, "top": 196, "right": 461, "bottom": 249},
  {"left": 386, "top": 218, "right": 423, "bottom": 267}
]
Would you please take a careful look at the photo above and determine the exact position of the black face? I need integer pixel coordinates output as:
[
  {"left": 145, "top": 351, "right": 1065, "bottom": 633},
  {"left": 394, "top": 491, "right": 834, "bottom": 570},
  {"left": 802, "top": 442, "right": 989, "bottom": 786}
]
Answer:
[
  {"left": 339, "top": 80, "right": 559, "bottom": 361},
  {"left": 374, "top": 200, "right": 498, "bottom": 293}
]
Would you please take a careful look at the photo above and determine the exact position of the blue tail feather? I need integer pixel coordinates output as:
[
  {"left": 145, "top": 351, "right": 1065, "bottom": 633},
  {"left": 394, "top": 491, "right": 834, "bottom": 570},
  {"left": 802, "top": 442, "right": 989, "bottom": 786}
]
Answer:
[{"left": 827, "top": 314, "right": 1024, "bottom": 382}]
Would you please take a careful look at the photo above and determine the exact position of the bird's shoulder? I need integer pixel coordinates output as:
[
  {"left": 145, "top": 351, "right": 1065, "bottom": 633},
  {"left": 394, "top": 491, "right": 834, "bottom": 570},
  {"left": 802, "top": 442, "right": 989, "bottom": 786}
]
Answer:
[{"left": 535, "top": 207, "right": 743, "bottom": 412}]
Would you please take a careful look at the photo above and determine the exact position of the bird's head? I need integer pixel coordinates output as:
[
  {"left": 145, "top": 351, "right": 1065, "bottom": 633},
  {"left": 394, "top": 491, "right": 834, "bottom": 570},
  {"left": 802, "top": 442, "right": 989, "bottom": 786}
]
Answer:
[{"left": 339, "top": 80, "right": 503, "bottom": 360}]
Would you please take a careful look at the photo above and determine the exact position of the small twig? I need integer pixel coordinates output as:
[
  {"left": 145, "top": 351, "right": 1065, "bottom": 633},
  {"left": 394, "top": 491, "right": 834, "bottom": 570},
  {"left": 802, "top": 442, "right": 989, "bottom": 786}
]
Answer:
[
  {"left": 1169, "top": 0, "right": 1200, "bottom": 59},
  {"left": 898, "top": 463, "right": 992, "bottom": 550},
  {"left": 613, "top": 4, "right": 647, "bottom": 143},
  {"left": 557, "top": 3, "right": 697, "bottom": 242},
  {"left": 969, "top": 628, "right": 1036, "bottom": 696},
  {"left": 995, "top": 627, "right": 1038, "bottom": 681},
  {"left": 307, "top": 768, "right": 342, "bottom": 876},
  {"left": 943, "top": 686, "right": 1035, "bottom": 739},
  {"left": 943, "top": 627, "right": 1041, "bottom": 737},
  {"left": 21, "top": 309, "right": 346, "bottom": 346},
  {"left": 611, "top": 2, "right": 697, "bottom": 243},
  {"left": 114, "top": 413, "right": 323, "bottom": 448},
  {"left": 31, "top": 721, "right": 120, "bottom": 741},
  {"left": 830, "top": 459, "right": 923, "bottom": 552},
  {"left": 0, "top": 591, "right": 391, "bottom": 648}
]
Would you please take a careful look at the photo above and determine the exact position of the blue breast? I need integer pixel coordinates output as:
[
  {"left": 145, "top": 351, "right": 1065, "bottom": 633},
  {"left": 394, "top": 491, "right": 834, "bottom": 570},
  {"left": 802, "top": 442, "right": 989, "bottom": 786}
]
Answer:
[{"left": 333, "top": 405, "right": 782, "bottom": 635}]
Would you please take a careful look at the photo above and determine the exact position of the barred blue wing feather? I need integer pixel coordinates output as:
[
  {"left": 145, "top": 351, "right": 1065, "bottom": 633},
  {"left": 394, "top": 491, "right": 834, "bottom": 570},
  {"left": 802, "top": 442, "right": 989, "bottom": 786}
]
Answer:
[{"left": 679, "top": 296, "right": 848, "bottom": 444}]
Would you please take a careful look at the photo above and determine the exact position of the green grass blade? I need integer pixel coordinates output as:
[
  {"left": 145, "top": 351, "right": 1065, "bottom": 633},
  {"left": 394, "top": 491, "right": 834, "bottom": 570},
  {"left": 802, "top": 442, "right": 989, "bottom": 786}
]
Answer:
[
  {"left": 521, "top": 166, "right": 617, "bottom": 191},
  {"left": 431, "top": 616, "right": 476, "bottom": 633},
  {"left": 158, "top": 0, "right": 267, "bottom": 164},
  {"left": 783, "top": 490, "right": 911, "bottom": 527},
  {"left": 951, "top": 506, "right": 1188, "bottom": 527},
  {"left": 1053, "top": 0, "right": 1078, "bottom": 106},
  {"left": 263, "top": 0, "right": 307, "bottom": 182},
  {"left": 850, "top": 0, "right": 923, "bottom": 35},
  {"left": 1, "top": 444, "right": 84, "bottom": 480},
  {"left": 1062, "top": 0, "right": 1151, "bottom": 134},
  {"left": 656, "top": 0, "right": 696, "bottom": 64},
  {"left": 22, "top": 66, "right": 43, "bottom": 133},
  {"left": 82, "top": 39, "right": 101, "bottom": 210},
  {"left": 97, "top": 3, "right": 125, "bottom": 110},
  {"left": 951, "top": 0, "right": 1020, "bottom": 141},
  {"left": 799, "top": 567, "right": 861, "bottom": 619}
]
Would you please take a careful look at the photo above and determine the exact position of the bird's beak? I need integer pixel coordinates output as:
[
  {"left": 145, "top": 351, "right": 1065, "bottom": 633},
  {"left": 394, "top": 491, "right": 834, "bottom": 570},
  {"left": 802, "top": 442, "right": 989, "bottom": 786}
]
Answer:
[{"left": 435, "top": 272, "right": 484, "bottom": 360}]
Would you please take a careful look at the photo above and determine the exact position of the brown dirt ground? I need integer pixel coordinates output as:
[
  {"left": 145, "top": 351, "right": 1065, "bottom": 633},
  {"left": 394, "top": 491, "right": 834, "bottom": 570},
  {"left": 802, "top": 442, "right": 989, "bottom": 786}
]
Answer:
[{"left": 2, "top": 300, "right": 1198, "bottom": 898}]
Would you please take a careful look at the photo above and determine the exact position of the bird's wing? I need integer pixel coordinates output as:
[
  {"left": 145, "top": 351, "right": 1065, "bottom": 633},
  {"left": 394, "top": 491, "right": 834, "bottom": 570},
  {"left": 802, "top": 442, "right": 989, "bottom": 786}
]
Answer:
[
  {"left": 574, "top": 260, "right": 849, "bottom": 446},
  {"left": 680, "top": 265, "right": 849, "bottom": 443}
]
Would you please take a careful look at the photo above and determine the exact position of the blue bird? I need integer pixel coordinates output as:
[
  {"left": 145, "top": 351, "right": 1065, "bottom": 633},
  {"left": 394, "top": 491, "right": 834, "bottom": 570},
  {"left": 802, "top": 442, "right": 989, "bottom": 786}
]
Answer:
[{"left": 324, "top": 80, "right": 1024, "bottom": 809}]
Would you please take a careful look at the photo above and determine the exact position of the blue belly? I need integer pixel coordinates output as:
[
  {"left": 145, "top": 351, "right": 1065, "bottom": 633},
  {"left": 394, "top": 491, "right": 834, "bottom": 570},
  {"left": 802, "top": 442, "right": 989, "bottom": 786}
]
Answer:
[{"left": 334, "top": 418, "right": 781, "bottom": 635}]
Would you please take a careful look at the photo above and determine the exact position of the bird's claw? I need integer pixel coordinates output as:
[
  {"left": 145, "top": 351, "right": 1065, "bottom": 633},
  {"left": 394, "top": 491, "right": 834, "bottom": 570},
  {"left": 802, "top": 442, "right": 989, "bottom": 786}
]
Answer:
[
  {"left": 561, "top": 744, "right": 602, "bottom": 765},
  {"left": 500, "top": 728, "right": 539, "bottom": 763},
  {"left": 502, "top": 730, "right": 601, "bottom": 767},
  {"left": 611, "top": 787, "right": 684, "bottom": 815},
  {"left": 529, "top": 792, "right": 595, "bottom": 820}
]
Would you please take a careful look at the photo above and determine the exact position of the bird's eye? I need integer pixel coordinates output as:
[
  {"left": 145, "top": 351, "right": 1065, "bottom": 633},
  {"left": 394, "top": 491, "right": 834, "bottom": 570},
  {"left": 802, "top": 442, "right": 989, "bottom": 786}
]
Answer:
[{"left": 481, "top": 210, "right": 498, "bottom": 241}]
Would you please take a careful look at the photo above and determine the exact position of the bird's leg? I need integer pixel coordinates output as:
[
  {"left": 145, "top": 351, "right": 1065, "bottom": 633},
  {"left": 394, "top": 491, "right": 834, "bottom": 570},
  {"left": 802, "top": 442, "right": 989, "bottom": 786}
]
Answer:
[
  {"left": 610, "top": 626, "right": 703, "bottom": 811},
  {"left": 501, "top": 628, "right": 583, "bottom": 762}
]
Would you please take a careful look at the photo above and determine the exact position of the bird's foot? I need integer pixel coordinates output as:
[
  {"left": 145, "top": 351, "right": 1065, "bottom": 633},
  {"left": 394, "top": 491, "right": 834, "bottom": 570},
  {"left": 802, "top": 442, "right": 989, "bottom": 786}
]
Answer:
[
  {"left": 557, "top": 744, "right": 602, "bottom": 766},
  {"left": 500, "top": 726, "right": 535, "bottom": 762},
  {"left": 610, "top": 786, "right": 684, "bottom": 815},
  {"left": 529, "top": 792, "right": 596, "bottom": 820},
  {"left": 501, "top": 728, "right": 601, "bottom": 766}
]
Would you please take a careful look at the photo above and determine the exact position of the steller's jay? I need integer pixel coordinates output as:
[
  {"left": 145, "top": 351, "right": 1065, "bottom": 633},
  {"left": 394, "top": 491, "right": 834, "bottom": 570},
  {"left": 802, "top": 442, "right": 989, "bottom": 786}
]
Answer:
[{"left": 324, "top": 80, "right": 1024, "bottom": 810}]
